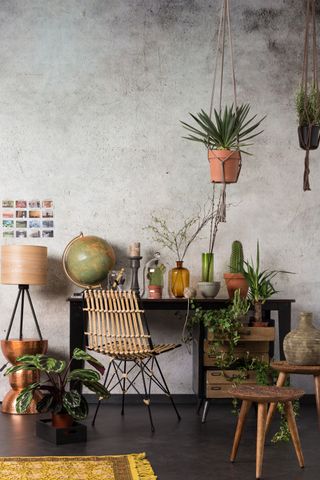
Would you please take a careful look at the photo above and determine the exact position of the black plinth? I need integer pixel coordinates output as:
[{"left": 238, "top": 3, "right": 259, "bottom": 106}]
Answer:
[{"left": 36, "top": 419, "right": 87, "bottom": 444}]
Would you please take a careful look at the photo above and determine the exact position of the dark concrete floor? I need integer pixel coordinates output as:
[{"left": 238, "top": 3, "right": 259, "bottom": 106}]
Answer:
[{"left": 0, "top": 402, "right": 319, "bottom": 479}]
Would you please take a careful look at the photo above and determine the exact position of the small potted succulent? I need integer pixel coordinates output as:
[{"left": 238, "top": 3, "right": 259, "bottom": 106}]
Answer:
[
  {"left": 181, "top": 104, "right": 265, "bottom": 183},
  {"left": 5, "top": 348, "right": 109, "bottom": 428},
  {"left": 296, "top": 85, "right": 320, "bottom": 150},
  {"left": 224, "top": 241, "right": 248, "bottom": 299},
  {"left": 243, "top": 242, "right": 291, "bottom": 326},
  {"left": 147, "top": 262, "right": 166, "bottom": 299}
]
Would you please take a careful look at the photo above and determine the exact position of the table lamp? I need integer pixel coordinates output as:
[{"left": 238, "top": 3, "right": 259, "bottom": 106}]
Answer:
[{"left": 0, "top": 245, "right": 48, "bottom": 414}]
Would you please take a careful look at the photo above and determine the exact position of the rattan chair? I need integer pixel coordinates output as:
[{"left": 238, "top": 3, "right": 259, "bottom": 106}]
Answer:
[{"left": 83, "top": 288, "right": 181, "bottom": 431}]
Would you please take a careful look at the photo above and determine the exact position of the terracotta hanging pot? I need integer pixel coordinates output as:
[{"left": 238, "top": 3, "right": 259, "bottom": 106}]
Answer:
[
  {"left": 223, "top": 273, "right": 248, "bottom": 299},
  {"left": 298, "top": 125, "right": 320, "bottom": 150},
  {"left": 208, "top": 150, "right": 241, "bottom": 183}
]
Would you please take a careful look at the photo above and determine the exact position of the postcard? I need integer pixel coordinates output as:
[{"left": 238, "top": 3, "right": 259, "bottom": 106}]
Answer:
[
  {"left": 2, "top": 211, "right": 14, "bottom": 219},
  {"left": 16, "top": 230, "right": 27, "bottom": 238},
  {"left": 29, "top": 219, "right": 41, "bottom": 228},
  {"left": 42, "top": 209, "right": 54, "bottom": 218},
  {"left": 16, "top": 200, "right": 27, "bottom": 208},
  {"left": 3, "top": 220, "right": 14, "bottom": 228},
  {"left": 3, "top": 230, "right": 14, "bottom": 238},
  {"left": 42, "top": 200, "right": 53, "bottom": 209},
  {"left": 16, "top": 210, "right": 27, "bottom": 218},
  {"left": 42, "top": 220, "right": 54, "bottom": 228},
  {"left": 16, "top": 220, "right": 27, "bottom": 228},
  {"left": 2, "top": 200, "right": 14, "bottom": 208},
  {"left": 29, "top": 230, "right": 41, "bottom": 238},
  {"left": 29, "top": 200, "right": 41, "bottom": 208},
  {"left": 42, "top": 230, "right": 54, "bottom": 238},
  {"left": 29, "top": 210, "right": 41, "bottom": 218}
]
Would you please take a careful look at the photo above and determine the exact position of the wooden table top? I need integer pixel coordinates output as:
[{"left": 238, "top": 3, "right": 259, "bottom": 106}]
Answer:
[
  {"left": 271, "top": 361, "right": 320, "bottom": 375},
  {"left": 227, "top": 385, "right": 305, "bottom": 402}
]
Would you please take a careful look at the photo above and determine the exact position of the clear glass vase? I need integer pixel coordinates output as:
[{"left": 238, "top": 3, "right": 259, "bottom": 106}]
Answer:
[
  {"left": 170, "top": 261, "right": 190, "bottom": 298},
  {"left": 201, "top": 253, "right": 214, "bottom": 282}
]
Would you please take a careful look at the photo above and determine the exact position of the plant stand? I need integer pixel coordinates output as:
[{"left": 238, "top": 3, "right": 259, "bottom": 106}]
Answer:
[{"left": 36, "top": 419, "right": 87, "bottom": 444}]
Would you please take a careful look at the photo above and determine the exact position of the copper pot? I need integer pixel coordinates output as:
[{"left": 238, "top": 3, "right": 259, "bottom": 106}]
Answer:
[{"left": 1, "top": 339, "right": 48, "bottom": 415}]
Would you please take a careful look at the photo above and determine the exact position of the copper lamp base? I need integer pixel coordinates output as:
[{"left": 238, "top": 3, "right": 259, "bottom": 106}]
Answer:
[{"left": 1, "top": 339, "right": 48, "bottom": 415}]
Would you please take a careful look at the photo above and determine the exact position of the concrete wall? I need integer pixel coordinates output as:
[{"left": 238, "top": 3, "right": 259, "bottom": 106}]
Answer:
[{"left": 0, "top": 0, "right": 317, "bottom": 399}]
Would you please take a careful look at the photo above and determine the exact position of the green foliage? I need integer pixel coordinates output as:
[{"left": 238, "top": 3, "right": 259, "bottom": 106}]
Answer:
[
  {"left": 296, "top": 86, "right": 320, "bottom": 126},
  {"left": 181, "top": 104, "right": 265, "bottom": 154},
  {"left": 192, "top": 290, "right": 249, "bottom": 368},
  {"left": 243, "top": 241, "right": 291, "bottom": 305},
  {"left": 229, "top": 240, "right": 244, "bottom": 273},
  {"left": 6, "top": 348, "right": 110, "bottom": 420}
]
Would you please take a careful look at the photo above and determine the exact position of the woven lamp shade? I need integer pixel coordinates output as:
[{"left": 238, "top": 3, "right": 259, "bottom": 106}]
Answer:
[{"left": 1, "top": 245, "right": 47, "bottom": 285}]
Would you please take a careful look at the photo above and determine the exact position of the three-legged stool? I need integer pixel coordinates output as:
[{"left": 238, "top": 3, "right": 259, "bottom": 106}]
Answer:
[
  {"left": 266, "top": 361, "right": 320, "bottom": 431},
  {"left": 229, "top": 385, "right": 304, "bottom": 479}
]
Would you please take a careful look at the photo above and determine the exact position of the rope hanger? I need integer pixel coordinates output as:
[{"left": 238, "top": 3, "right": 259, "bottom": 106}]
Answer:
[
  {"left": 209, "top": 0, "right": 240, "bottom": 220},
  {"left": 301, "top": 0, "right": 319, "bottom": 191}
]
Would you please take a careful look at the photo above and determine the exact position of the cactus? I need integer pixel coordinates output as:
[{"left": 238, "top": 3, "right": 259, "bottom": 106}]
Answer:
[{"left": 229, "top": 241, "right": 244, "bottom": 273}]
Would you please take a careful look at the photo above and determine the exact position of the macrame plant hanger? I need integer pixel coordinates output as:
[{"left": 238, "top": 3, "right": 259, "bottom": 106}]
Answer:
[
  {"left": 209, "top": 0, "right": 240, "bottom": 220},
  {"left": 300, "top": 0, "right": 319, "bottom": 191}
]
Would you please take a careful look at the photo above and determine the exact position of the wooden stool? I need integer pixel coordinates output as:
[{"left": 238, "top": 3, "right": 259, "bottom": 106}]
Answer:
[
  {"left": 229, "top": 385, "right": 304, "bottom": 479},
  {"left": 266, "top": 361, "right": 320, "bottom": 432}
]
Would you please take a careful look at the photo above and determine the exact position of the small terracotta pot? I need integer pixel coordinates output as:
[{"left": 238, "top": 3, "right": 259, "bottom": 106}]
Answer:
[
  {"left": 52, "top": 413, "right": 74, "bottom": 428},
  {"left": 208, "top": 150, "right": 241, "bottom": 183},
  {"left": 224, "top": 273, "right": 248, "bottom": 299},
  {"left": 148, "top": 285, "right": 162, "bottom": 300}
]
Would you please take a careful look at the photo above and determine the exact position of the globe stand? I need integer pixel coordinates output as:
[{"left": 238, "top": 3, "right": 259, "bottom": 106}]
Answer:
[{"left": 128, "top": 256, "right": 142, "bottom": 297}]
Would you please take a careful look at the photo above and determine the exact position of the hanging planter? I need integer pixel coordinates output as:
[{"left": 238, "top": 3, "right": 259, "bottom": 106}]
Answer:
[
  {"left": 297, "top": 0, "right": 320, "bottom": 191},
  {"left": 180, "top": 0, "right": 265, "bottom": 219}
]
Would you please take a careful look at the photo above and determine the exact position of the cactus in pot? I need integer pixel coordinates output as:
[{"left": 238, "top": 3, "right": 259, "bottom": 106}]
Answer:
[{"left": 224, "top": 241, "right": 248, "bottom": 299}]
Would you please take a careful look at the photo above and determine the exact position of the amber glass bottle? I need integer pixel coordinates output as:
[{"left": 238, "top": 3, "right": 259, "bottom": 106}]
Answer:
[{"left": 170, "top": 261, "right": 190, "bottom": 298}]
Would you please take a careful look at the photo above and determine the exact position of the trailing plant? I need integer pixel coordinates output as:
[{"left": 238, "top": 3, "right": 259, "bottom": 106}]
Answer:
[
  {"left": 243, "top": 241, "right": 291, "bottom": 323},
  {"left": 5, "top": 348, "right": 110, "bottom": 420},
  {"left": 229, "top": 240, "right": 244, "bottom": 273},
  {"left": 191, "top": 289, "right": 249, "bottom": 368},
  {"left": 181, "top": 104, "right": 265, "bottom": 155},
  {"left": 296, "top": 85, "right": 320, "bottom": 126}
]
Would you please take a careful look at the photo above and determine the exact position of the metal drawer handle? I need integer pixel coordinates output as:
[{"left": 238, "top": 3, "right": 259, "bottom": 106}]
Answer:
[
  {"left": 210, "top": 386, "right": 221, "bottom": 391},
  {"left": 210, "top": 372, "right": 222, "bottom": 376}
]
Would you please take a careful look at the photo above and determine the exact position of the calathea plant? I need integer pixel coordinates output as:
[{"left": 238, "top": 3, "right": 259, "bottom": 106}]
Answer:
[{"left": 5, "top": 348, "right": 109, "bottom": 420}]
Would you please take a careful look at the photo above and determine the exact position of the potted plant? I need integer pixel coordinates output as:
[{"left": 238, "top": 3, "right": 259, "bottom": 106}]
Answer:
[
  {"left": 4, "top": 348, "right": 109, "bottom": 428},
  {"left": 181, "top": 104, "right": 265, "bottom": 183},
  {"left": 243, "top": 242, "right": 291, "bottom": 327},
  {"left": 147, "top": 262, "right": 166, "bottom": 299},
  {"left": 296, "top": 85, "right": 320, "bottom": 150},
  {"left": 224, "top": 240, "right": 248, "bottom": 299}
]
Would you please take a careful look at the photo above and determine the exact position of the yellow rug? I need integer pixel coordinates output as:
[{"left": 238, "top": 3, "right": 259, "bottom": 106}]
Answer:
[{"left": 0, "top": 453, "right": 157, "bottom": 480}]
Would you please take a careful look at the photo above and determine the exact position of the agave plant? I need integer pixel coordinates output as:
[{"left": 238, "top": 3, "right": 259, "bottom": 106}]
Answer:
[
  {"left": 243, "top": 242, "right": 291, "bottom": 323},
  {"left": 5, "top": 348, "right": 109, "bottom": 420},
  {"left": 181, "top": 104, "right": 265, "bottom": 155}
]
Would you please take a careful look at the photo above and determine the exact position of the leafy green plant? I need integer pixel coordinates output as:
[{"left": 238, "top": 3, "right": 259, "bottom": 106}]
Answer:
[
  {"left": 192, "top": 289, "right": 249, "bottom": 368},
  {"left": 181, "top": 104, "right": 265, "bottom": 155},
  {"left": 243, "top": 242, "right": 291, "bottom": 323},
  {"left": 229, "top": 240, "right": 244, "bottom": 273},
  {"left": 296, "top": 86, "right": 320, "bottom": 126},
  {"left": 5, "top": 348, "right": 109, "bottom": 420}
]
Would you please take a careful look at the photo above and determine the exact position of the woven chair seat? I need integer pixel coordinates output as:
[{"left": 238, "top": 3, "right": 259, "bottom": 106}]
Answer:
[{"left": 87, "top": 342, "right": 180, "bottom": 360}]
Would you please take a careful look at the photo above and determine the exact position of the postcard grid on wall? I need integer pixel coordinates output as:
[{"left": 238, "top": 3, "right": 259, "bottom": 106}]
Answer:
[{"left": 2, "top": 200, "right": 54, "bottom": 238}]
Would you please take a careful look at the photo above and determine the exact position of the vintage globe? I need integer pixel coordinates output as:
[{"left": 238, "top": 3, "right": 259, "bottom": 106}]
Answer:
[{"left": 63, "top": 233, "right": 116, "bottom": 288}]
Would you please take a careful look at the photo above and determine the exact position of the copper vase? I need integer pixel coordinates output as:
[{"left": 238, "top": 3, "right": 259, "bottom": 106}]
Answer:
[{"left": 1, "top": 339, "right": 48, "bottom": 414}]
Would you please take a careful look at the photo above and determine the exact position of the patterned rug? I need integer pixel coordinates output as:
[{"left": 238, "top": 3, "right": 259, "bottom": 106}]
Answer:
[{"left": 0, "top": 453, "right": 157, "bottom": 480}]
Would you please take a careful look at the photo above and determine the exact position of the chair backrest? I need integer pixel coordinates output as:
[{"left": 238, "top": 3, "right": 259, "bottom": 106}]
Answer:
[{"left": 83, "top": 289, "right": 151, "bottom": 355}]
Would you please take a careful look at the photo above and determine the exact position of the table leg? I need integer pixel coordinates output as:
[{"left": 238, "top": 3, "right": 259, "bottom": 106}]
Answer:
[
  {"left": 265, "top": 371, "right": 287, "bottom": 434},
  {"left": 256, "top": 403, "right": 267, "bottom": 479},
  {"left": 278, "top": 304, "right": 291, "bottom": 360},
  {"left": 314, "top": 375, "right": 320, "bottom": 430},
  {"left": 230, "top": 400, "right": 252, "bottom": 463},
  {"left": 284, "top": 401, "right": 304, "bottom": 468}
]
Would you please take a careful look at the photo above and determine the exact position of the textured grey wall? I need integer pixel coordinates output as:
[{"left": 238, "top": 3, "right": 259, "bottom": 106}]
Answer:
[{"left": 0, "top": 0, "right": 317, "bottom": 399}]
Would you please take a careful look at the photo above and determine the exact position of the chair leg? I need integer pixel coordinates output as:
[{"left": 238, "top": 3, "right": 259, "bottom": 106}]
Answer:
[
  {"left": 154, "top": 357, "right": 181, "bottom": 421},
  {"left": 92, "top": 360, "right": 112, "bottom": 426},
  {"left": 314, "top": 375, "right": 320, "bottom": 430},
  {"left": 284, "top": 401, "right": 304, "bottom": 468},
  {"left": 197, "top": 398, "right": 204, "bottom": 415},
  {"left": 265, "top": 371, "right": 287, "bottom": 434},
  {"left": 121, "top": 361, "right": 127, "bottom": 416},
  {"left": 256, "top": 403, "right": 267, "bottom": 480},
  {"left": 140, "top": 362, "right": 155, "bottom": 433},
  {"left": 201, "top": 400, "right": 210, "bottom": 424},
  {"left": 230, "top": 400, "right": 252, "bottom": 463}
]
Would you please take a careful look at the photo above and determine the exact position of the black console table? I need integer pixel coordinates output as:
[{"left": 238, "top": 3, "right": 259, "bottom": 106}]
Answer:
[{"left": 68, "top": 296, "right": 294, "bottom": 376}]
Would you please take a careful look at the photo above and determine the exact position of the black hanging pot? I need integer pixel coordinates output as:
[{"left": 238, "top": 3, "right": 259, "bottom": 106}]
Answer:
[{"left": 298, "top": 125, "right": 320, "bottom": 150}]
